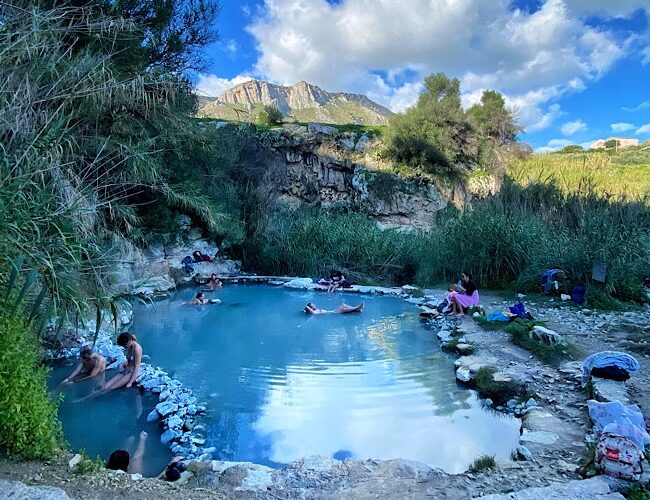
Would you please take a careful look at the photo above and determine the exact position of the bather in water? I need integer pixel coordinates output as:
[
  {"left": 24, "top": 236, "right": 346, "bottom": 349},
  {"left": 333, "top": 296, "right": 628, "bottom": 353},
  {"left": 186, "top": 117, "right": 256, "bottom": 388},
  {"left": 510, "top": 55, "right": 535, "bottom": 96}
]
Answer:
[{"left": 304, "top": 302, "right": 364, "bottom": 314}]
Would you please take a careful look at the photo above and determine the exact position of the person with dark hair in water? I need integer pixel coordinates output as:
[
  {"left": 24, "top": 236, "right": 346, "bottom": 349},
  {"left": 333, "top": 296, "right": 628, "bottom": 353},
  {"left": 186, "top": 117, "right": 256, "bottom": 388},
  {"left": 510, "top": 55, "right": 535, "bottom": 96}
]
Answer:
[
  {"left": 304, "top": 302, "right": 364, "bottom": 314},
  {"left": 206, "top": 273, "right": 222, "bottom": 290},
  {"left": 107, "top": 431, "right": 147, "bottom": 474},
  {"left": 62, "top": 345, "right": 105, "bottom": 385},
  {"left": 449, "top": 271, "right": 480, "bottom": 316},
  {"left": 189, "top": 292, "right": 208, "bottom": 305}
]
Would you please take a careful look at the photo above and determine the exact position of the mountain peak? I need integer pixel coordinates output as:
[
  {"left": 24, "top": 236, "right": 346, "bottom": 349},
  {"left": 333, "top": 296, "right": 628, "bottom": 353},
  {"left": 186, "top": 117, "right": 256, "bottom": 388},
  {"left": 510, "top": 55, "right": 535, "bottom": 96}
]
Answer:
[{"left": 197, "top": 80, "right": 394, "bottom": 126}]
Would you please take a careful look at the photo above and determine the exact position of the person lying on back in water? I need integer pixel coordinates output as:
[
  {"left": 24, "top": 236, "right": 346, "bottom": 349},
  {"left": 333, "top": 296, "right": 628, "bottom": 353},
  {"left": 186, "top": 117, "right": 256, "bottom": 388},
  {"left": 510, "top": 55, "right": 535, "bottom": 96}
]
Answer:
[
  {"left": 62, "top": 345, "right": 106, "bottom": 384},
  {"left": 304, "top": 302, "right": 364, "bottom": 314}
]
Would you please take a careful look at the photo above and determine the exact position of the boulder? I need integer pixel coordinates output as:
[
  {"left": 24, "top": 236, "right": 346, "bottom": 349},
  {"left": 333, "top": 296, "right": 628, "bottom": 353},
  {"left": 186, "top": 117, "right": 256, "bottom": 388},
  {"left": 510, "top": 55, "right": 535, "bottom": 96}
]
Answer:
[
  {"left": 530, "top": 325, "right": 562, "bottom": 345},
  {"left": 515, "top": 445, "right": 533, "bottom": 461},
  {"left": 284, "top": 278, "right": 314, "bottom": 289},
  {"left": 155, "top": 401, "right": 178, "bottom": 417},
  {"left": 308, "top": 123, "right": 337, "bottom": 135},
  {"left": 0, "top": 480, "right": 71, "bottom": 500},
  {"left": 591, "top": 377, "right": 630, "bottom": 405},
  {"left": 456, "top": 366, "right": 472, "bottom": 383}
]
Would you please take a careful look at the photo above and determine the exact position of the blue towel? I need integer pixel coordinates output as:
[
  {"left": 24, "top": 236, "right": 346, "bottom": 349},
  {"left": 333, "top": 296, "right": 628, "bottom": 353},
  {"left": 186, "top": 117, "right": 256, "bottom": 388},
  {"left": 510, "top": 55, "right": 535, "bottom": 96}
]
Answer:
[
  {"left": 487, "top": 311, "right": 510, "bottom": 322},
  {"left": 581, "top": 351, "right": 640, "bottom": 387}
]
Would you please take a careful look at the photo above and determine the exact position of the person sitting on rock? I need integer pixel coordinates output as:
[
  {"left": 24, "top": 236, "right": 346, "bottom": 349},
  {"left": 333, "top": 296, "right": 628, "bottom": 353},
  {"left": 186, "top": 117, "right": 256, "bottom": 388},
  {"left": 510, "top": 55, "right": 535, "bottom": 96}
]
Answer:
[
  {"left": 62, "top": 345, "right": 106, "bottom": 385},
  {"left": 304, "top": 302, "right": 364, "bottom": 314},
  {"left": 327, "top": 270, "right": 351, "bottom": 293},
  {"left": 106, "top": 431, "right": 147, "bottom": 474},
  {"left": 449, "top": 272, "right": 480, "bottom": 316},
  {"left": 102, "top": 332, "right": 143, "bottom": 391}
]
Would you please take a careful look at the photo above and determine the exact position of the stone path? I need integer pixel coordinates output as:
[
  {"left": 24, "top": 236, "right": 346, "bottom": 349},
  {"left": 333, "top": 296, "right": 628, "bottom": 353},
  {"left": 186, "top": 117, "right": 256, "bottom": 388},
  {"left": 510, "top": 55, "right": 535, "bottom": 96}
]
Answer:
[{"left": 480, "top": 476, "right": 624, "bottom": 499}]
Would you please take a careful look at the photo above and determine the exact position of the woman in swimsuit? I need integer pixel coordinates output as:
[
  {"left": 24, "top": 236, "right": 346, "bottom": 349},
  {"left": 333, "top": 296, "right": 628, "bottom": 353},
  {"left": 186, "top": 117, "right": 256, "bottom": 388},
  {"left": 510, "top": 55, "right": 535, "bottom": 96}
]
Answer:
[
  {"left": 304, "top": 302, "right": 364, "bottom": 314},
  {"left": 101, "top": 332, "right": 143, "bottom": 392}
]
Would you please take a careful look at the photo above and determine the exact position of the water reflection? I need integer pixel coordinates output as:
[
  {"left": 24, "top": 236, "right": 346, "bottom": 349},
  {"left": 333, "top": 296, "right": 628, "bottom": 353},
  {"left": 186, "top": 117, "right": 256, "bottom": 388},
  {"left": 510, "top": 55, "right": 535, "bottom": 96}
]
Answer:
[{"left": 130, "top": 285, "right": 520, "bottom": 472}]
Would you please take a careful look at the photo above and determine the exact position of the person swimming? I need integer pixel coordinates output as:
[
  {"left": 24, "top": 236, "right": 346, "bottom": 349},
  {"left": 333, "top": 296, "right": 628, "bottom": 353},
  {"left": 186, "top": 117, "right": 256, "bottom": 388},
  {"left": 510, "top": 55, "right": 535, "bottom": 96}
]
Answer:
[
  {"left": 189, "top": 292, "right": 208, "bottom": 305},
  {"left": 304, "top": 302, "right": 364, "bottom": 314},
  {"left": 62, "top": 345, "right": 106, "bottom": 385},
  {"left": 206, "top": 273, "right": 222, "bottom": 291}
]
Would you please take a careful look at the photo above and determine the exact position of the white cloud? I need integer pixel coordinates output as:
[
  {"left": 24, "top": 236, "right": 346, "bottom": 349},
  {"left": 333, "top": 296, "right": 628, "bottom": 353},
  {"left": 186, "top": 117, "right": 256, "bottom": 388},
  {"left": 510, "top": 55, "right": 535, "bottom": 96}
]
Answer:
[
  {"left": 561, "top": 119, "right": 587, "bottom": 136},
  {"left": 225, "top": 39, "right": 239, "bottom": 54},
  {"left": 642, "top": 44, "right": 650, "bottom": 65},
  {"left": 196, "top": 74, "right": 253, "bottom": 97},
  {"left": 244, "top": 0, "right": 629, "bottom": 132},
  {"left": 636, "top": 124, "right": 650, "bottom": 135},
  {"left": 623, "top": 100, "right": 650, "bottom": 112},
  {"left": 611, "top": 122, "right": 635, "bottom": 132}
]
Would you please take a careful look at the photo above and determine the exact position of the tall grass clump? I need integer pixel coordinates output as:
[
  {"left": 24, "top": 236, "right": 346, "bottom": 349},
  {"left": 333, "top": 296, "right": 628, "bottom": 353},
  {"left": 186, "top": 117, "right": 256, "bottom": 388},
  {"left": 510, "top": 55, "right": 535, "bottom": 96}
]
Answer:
[{"left": 246, "top": 208, "right": 423, "bottom": 285}]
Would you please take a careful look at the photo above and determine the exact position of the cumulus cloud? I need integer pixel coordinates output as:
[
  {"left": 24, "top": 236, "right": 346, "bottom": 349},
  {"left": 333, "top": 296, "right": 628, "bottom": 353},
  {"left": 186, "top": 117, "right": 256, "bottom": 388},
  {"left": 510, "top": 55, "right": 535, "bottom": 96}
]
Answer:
[
  {"left": 611, "top": 122, "right": 635, "bottom": 132},
  {"left": 243, "top": 0, "right": 628, "bottom": 132},
  {"left": 636, "top": 124, "right": 650, "bottom": 135},
  {"left": 196, "top": 74, "right": 253, "bottom": 97},
  {"left": 561, "top": 119, "right": 588, "bottom": 136}
]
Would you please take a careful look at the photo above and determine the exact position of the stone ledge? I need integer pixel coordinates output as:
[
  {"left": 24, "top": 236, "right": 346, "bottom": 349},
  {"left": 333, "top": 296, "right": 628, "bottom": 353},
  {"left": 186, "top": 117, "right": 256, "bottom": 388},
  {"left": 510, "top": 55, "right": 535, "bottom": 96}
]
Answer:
[
  {"left": 479, "top": 476, "right": 623, "bottom": 500},
  {"left": 591, "top": 377, "right": 630, "bottom": 405},
  {"left": 0, "top": 479, "right": 70, "bottom": 500}
]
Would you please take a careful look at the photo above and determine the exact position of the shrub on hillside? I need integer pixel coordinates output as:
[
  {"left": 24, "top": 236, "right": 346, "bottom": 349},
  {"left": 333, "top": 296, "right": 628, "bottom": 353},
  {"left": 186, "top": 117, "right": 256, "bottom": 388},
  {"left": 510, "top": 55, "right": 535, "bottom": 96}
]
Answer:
[
  {"left": 0, "top": 309, "right": 62, "bottom": 459},
  {"left": 258, "top": 105, "right": 284, "bottom": 127}
]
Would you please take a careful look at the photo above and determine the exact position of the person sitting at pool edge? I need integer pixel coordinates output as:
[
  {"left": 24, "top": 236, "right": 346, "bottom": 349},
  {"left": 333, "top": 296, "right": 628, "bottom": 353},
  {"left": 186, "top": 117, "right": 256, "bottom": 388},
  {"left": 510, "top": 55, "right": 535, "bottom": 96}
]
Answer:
[
  {"left": 62, "top": 345, "right": 106, "bottom": 384},
  {"left": 304, "top": 302, "right": 364, "bottom": 314},
  {"left": 449, "top": 272, "right": 479, "bottom": 316},
  {"left": 206, "top": 273, "right": 222, "bottom": 290},
  {"left": 102, "top": 332, "right": 143, "bottom": 391},
  {"left": 328, "top": 270, "right": 350, "bottom": 293}
]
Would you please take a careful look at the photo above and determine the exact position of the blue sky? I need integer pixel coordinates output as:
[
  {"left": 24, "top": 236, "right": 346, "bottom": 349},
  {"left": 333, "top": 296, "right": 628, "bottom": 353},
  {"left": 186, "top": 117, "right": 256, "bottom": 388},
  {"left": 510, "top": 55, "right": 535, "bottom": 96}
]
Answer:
[{"left": 197, "top": 0, "right": 650, "bottom": 150}]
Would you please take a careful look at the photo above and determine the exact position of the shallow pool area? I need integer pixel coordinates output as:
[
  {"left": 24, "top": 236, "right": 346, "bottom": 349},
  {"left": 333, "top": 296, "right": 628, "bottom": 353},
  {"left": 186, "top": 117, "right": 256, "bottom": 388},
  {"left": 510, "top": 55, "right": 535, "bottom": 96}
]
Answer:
[
  {"left": 122, "top": 284, "right": 520, "bottom": 473},
  {"left": 47, "top": 365, "right": 172, "bottom": 477}
]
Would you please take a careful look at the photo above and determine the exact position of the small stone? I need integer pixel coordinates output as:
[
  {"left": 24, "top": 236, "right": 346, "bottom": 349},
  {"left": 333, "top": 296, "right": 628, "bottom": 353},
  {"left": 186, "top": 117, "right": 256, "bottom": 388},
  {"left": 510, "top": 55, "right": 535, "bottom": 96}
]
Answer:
[
  {"left": 146, "top": 409, "right": 159, "bottom": 422},
  {"left": 525, "top": 398, "right": 538, "bottom": 408},
  {"left": 155, "top": 401, "right": 178, "bottom": 417},
  {"left": 515, "top": 446, "right": 533, "bottom": 461},
  {"left": 456, "top": 366, "right": 471, "bottom": 383},
  {"left": 68, "top": 454, "right": 82, "bottom": 471}
]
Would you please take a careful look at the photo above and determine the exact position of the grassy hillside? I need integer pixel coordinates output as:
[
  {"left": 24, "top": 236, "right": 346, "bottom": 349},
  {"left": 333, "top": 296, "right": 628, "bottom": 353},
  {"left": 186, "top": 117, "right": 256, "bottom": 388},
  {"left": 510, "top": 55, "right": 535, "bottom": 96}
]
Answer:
[{"left": 509, "top": 145, "right": 650, "bottom": 198}]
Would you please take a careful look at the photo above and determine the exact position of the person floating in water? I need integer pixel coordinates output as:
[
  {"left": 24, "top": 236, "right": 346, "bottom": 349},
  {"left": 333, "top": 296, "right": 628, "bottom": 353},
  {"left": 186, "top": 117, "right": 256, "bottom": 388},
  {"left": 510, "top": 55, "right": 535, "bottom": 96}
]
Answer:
[
  {"left": 304, "top": 302, "right": 364, "bottom": 314},
  {"left": 62, "top": 345, "right": 106, "bottom": 385}
]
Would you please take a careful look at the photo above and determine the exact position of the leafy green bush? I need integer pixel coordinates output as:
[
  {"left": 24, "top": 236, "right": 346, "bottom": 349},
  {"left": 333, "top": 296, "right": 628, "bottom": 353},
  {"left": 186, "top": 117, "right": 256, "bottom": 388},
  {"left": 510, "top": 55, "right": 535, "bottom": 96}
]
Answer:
[
  {"left": 258, "top": 105, "right": 284, "bottom": 126},
  {"left": 74, "top": 450, "right": 105, "bottom": 475},
  {"left": 0, "top": 309, "right": 62, "bottom": 459}
]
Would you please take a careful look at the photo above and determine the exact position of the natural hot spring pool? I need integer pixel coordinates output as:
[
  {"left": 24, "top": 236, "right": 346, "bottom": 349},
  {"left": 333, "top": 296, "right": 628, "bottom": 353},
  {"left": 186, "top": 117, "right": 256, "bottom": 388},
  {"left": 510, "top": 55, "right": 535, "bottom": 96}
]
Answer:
[
  {"left": 51, "top": 284, "right": 520, "bottom": 475},
  {"left": 133, "top": 284, "right": 520, "bottom": 472}
]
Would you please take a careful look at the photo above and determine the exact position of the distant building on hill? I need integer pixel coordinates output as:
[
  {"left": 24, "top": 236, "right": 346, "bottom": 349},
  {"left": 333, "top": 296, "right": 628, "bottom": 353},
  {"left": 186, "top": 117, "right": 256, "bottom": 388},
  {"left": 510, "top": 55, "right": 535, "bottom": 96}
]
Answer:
[{"left": 590, "top": 137, "right": 639, "bottom": 149}]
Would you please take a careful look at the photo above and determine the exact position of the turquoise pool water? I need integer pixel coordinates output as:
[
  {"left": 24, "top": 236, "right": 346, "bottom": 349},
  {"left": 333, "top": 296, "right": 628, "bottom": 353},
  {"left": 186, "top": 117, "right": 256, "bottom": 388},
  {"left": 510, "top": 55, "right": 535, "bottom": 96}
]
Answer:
[
  {"left": 48, "top": 365, "right": 172, "bottom": 477},
  {"left": 126, "top": 285, "right": 520, "bottom": 473}
]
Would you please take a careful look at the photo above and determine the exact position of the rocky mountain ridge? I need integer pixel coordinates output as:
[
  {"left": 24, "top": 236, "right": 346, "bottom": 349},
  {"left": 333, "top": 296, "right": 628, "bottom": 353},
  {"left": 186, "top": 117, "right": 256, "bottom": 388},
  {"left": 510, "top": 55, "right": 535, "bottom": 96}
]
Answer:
[{"left": 197, "top": 80, "right": 394, "bottom": 125}]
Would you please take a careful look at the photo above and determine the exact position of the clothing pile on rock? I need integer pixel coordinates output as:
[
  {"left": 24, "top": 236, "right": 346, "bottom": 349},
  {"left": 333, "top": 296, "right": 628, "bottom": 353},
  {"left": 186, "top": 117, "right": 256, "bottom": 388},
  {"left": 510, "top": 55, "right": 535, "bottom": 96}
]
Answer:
[{"left": 581, "top": 351, "right": 640, "bottom": 388}]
